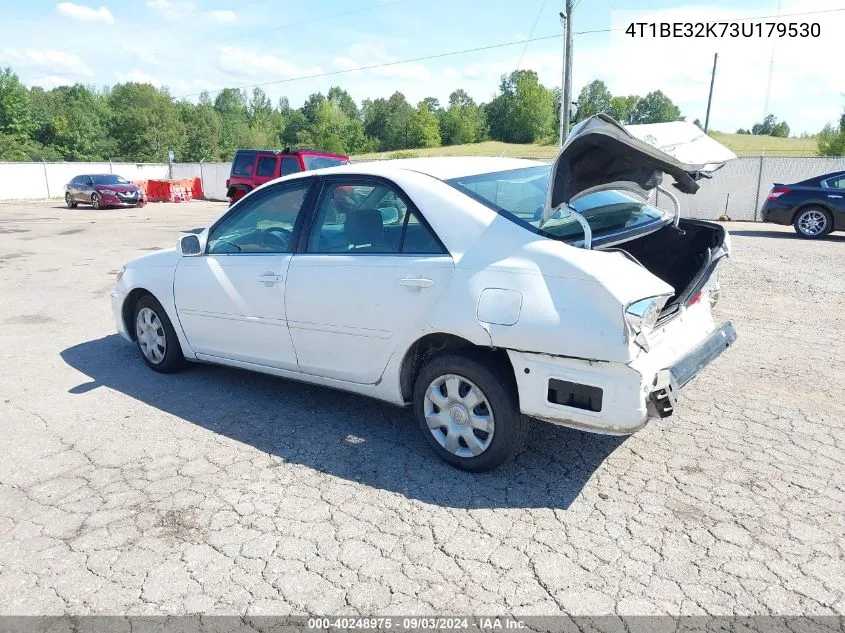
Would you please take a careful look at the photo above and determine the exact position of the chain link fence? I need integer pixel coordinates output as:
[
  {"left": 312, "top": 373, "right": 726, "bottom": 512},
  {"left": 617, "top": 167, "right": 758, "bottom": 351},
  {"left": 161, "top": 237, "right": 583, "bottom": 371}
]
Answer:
[{"left": 652, "top": 156, "right": 845, "bottom": 220}]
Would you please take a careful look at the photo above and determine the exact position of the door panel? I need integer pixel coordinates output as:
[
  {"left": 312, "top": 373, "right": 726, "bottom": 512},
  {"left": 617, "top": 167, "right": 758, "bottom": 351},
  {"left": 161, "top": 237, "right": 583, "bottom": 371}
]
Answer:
[
  {"left": 173, "top": 179, "right": 313, "bottom": 370},
  {"left": 284, "top": 176, "right": 453, "bottom": 383},
  {"left": 174, "top": 254, "right": 297, "bottom": 368},
  {"left": 285, "top": 255, "right": 453, "bottom": 383}
]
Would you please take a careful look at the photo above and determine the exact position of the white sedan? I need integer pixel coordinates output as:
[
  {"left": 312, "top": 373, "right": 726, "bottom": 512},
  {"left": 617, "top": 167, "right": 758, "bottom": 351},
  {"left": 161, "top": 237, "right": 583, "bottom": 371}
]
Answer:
[{"left": 112, "top": 116, "right": 737, "bottom": 471}]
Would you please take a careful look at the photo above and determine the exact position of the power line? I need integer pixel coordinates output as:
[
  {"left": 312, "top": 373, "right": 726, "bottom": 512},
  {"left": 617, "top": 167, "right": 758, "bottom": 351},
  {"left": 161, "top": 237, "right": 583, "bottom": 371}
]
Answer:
[
  {"left": 218, "top": 0, "right": 408, "bottom": 43},
  {"left": 177, "top": 6, "right": 845, "bottom": 99},
  {"left": 177, "top": 33, "right": 565, "bottom": 98},
  {"left": 516, "top": 0, "right": 548, "bottom": 70}
]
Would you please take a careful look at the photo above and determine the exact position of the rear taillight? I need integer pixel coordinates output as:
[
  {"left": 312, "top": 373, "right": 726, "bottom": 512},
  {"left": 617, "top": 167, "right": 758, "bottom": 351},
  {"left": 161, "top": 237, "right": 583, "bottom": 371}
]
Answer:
[
  {"left": 768, "top": 187, "right": 790, "bottom": 200},
  {"left": 688, "top": 291, "right": 703, "bottom": 306}
]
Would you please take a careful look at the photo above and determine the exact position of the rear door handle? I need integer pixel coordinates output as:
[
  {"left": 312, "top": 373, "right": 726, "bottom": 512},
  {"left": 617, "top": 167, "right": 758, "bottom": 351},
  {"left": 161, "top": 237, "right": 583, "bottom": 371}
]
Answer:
[
  {"left": 256, "top": 273, "right": 283, "bottom": 284},
  {"left": 399, "top": 276, "right": 434, "bottom": 288}
]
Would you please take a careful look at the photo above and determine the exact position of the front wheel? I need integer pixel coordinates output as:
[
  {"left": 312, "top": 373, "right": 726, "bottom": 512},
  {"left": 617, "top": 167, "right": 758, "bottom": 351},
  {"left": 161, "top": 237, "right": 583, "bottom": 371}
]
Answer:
[
  {"left": 133, "top": 294, "right": 185, "bottom": 373},
  {"left": 793, "top": 207, "right": 832, "bottom": 239},
  {"left": 91, "top": 192, "right": 101, "bottom": 209},
  {"left": 413, "top": 352, "right": 526, "bottom": 472}
]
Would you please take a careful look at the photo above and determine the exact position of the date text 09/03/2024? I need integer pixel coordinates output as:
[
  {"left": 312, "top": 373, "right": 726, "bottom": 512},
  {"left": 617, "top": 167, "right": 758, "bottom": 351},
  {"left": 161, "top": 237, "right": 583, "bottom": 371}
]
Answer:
[{"left": 625, "top": 21, "right": 820, "bottom": 38}]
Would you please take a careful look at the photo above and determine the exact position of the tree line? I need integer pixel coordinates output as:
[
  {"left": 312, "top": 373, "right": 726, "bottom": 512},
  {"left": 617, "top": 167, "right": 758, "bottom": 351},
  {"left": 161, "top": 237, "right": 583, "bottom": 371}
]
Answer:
[{"left": 1, "top": 66, "right": 841, "bottom": 161}]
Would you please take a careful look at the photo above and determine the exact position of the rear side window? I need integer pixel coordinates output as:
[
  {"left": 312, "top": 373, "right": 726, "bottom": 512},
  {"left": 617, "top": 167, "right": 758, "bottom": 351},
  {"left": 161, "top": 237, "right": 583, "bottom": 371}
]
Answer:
[
  {"left": 824, "top": 176, "right": 845, "bottom": 189},
  {"left": 231, "top": 152, "right": 256, "bottom": 177},
  {"left": 280, "top": 156, "right": 302, "bottom": 176},
  {"left": 256, "top": 156, "right": 277, "bottom": 177}
]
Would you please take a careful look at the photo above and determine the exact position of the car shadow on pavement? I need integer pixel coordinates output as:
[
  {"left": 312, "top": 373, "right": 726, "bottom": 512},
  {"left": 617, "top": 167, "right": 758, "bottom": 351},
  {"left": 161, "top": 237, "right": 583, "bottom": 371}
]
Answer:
[
  {"left": 61, "top": 335, "right": 626, "bottom": 510},
  {"left": 730, "top": 229, "right": 845, "bottom": 242}
]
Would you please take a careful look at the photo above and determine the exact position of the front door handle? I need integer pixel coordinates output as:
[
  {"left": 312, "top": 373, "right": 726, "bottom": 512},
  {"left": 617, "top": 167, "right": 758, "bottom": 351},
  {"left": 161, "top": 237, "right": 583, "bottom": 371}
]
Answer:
[
  {"left": 256, "top": 273, "right": 283, "bottom": 285},
  {"left": 399, "top": 276, "right": 434, "bottom": 288}
]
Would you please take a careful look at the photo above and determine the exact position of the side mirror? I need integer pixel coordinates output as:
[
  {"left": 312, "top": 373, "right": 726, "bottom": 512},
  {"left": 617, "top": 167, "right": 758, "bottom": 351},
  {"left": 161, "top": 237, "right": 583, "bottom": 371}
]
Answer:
[
  {"left": 378, "top": 206, "right": 400, "bottom": 225},
  {"left": 178, "top": 234, "right": 202, "bottom": 256}
]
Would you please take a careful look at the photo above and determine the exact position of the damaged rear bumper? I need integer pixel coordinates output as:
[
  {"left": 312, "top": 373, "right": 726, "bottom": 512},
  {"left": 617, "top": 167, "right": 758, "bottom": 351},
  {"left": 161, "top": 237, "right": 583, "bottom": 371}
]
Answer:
[{"left": 648, "top": 321, "right": 737, "bottom": 418}]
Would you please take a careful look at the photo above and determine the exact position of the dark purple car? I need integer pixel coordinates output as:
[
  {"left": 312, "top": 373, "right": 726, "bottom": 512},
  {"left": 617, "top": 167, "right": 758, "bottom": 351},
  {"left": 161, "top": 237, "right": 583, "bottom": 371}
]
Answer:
[{"left": 65, "top": 174, "right": 146, "bottom": 209}]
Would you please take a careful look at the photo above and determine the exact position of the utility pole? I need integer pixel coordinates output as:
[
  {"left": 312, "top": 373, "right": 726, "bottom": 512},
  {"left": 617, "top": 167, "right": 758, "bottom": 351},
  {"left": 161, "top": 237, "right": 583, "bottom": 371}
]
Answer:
[
  {"left": 704, "top": 52, "right": 718, "bottom": 133},
  {"left": 558, "top": 10, "right": 567, "bottom": 147},
  {"left": 559, "top": 0, "right": 573, "bottom": 146}
]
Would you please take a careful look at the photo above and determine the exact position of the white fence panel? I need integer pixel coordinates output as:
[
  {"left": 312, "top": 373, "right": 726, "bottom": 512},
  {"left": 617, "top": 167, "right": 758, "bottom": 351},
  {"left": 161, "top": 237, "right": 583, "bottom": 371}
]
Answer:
[
  {"left": 172, "top": 162, "right": 230, "bottom": 201},
  {"left": 0, "top": 162, "right": 169, "bottom": 200},
  {"left": 3, "top": 156, "right": 845, "bottom": 218}
]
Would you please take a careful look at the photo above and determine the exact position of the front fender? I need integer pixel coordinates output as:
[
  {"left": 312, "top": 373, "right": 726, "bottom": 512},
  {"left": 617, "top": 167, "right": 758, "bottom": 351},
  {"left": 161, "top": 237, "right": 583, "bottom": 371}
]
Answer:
[{"left": 116, "top": 251, "right": 197, "bottom": 360}]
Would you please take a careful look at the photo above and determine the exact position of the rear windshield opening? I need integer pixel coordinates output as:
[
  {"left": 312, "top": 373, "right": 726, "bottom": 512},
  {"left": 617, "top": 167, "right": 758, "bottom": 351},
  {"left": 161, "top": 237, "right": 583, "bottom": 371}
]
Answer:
[{"left": 445, "top": 166, "right": 669, "bottom": 246}]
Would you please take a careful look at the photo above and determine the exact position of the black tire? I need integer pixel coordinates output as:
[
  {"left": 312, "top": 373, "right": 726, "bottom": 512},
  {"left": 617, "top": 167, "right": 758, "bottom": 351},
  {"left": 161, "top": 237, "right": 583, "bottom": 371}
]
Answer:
[
  {"left": 413, "top": 351, "right": 526, "bottom": 472},
  {"left": 132, "top": 294, "right": 185, "bottom": 373},
  {"left": 793, "top": 206, "right": 832, "bottom": 239},
  {"left": 65, "top": 192, "right": 77, "bottom": 209},
  {"left": 91, "top": 192, "right": 101, "bottom": 210}
]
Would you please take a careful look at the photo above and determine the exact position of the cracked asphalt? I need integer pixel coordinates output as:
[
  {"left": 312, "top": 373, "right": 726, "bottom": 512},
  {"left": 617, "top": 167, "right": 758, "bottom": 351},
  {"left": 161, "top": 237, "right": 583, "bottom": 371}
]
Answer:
[{"left": 0, "top": 200, "right": 843, "bottom": 616}]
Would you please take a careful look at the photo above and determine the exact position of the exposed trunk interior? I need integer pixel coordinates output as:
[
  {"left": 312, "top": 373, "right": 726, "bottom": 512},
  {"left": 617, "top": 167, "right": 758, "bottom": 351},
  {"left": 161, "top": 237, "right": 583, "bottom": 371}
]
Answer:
[{"left": 609, "top": 219, "right": 726, "bottom": 321}]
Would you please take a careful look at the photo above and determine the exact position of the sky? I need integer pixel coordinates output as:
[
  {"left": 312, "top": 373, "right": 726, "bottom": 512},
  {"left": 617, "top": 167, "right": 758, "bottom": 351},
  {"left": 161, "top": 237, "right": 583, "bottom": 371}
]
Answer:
[{"left": 0, "top": 0, "right": 843, "bottom": 136}]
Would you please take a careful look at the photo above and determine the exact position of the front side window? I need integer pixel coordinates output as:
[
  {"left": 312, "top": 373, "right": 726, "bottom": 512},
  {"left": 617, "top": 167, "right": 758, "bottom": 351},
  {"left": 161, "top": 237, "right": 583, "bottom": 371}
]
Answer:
[
  {"left": 307, "top": 180, "right": 444, "bottom": 255},
  {"left": 207, "top": 181, "right": 310, "bottom": 254},
  {"left": 446, "top": 166, "right": 669, "bottom": 245}
]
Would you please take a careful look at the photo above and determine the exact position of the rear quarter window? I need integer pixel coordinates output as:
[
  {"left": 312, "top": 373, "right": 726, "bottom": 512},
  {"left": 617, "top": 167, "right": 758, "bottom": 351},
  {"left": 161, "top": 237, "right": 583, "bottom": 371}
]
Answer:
[{"left": 231, "top": 152, "right": 256, "bottom": 177}]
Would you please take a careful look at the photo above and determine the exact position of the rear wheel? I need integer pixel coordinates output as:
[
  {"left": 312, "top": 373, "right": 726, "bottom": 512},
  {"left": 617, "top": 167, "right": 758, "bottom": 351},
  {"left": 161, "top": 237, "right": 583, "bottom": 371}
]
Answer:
[
  {"left": 65, "top": 192, "right": 77, "bottom": 209},
  {"left": 133, "top": 294, "right": 185, "bottom": 373},
  {"left": 413, "top": 352, "right": 525, "bottom": 472},
  {"left": 793, "top": 206, "right": 832, "bottom": 239}
]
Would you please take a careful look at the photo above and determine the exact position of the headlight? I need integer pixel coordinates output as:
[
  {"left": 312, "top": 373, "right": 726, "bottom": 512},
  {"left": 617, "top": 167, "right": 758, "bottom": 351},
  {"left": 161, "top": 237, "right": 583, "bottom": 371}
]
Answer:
[
  {"left": 624, "top": 295, "right": 671, "bottom": 351},
  {"left": 100, "top": 189, "right": 116, "bottom": 195},
  {"left": 115, "top": 265, "right": 125, "bottom": 286}
]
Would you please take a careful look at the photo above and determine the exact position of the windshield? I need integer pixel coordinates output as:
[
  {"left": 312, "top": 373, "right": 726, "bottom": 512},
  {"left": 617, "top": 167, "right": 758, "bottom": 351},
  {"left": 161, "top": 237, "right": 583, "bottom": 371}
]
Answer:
[
  {"left": 445, "top": 166, "right": 669, "bottom": 244},
  {"left": 302, "top": 155, "right": 348, "bottom": 170},
  {"left": 91, "top": 174, "right": 130, "bottom": 185}
]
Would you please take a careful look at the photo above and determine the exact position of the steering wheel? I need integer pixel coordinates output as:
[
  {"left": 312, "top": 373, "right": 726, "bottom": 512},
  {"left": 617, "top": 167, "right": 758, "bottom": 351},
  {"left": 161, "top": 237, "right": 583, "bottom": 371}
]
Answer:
[{"left": 256, "top": 227, "right": 292, "bottom": 250}]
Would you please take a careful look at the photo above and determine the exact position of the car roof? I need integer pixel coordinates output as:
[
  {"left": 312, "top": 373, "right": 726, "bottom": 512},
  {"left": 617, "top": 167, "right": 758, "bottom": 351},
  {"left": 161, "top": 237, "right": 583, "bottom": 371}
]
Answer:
[
  {"left": 235, "top": 148, "right": 347, "bottom": 157},
  {"left": 304, "top": 156, "right": 548, "bottom": 180}
]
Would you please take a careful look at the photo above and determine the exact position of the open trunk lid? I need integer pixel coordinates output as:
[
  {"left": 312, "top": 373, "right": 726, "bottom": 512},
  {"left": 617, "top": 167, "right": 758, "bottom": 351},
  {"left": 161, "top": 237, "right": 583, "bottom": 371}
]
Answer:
[{"left": 543, "top": 114, "right": 736, "bottom": 222}]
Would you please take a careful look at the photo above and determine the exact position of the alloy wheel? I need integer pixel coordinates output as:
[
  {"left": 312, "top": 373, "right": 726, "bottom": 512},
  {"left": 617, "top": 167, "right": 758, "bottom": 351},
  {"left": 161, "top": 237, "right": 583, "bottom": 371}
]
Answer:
[
  {"left": 423, "top": 373, "right": 495, "bottom": 458},
  {"left": 798, "top": 209, "right": 827, "bottom": 236}
]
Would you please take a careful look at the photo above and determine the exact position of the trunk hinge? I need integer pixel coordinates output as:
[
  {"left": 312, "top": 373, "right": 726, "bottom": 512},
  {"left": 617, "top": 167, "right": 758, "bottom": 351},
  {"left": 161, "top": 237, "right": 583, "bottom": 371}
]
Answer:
[
  {"left": 656, "top": 184, "right": 681, "bottom": 227},
  {"left": 542, "top": 204, "right": 593, "bottom": 249}
]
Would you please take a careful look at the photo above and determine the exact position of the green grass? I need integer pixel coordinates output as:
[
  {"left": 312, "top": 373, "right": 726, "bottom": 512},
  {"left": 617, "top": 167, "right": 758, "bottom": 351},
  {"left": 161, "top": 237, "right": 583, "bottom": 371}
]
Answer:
[{"left": 352, "top": 133, "right": 819, "bottom": 160}]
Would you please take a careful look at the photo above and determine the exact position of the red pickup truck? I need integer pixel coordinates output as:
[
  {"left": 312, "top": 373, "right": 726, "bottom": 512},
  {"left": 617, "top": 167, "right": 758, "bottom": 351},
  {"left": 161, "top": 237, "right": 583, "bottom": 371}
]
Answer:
[{"left": 225, "top": 147, "right": 350, "bottom": 205}]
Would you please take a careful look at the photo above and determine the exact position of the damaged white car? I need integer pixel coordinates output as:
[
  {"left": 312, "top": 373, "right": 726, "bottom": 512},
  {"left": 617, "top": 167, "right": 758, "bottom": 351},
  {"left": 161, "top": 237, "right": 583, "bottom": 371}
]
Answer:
[{"left": 111, "top": 115, "right": 737, "bottom": 472}]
